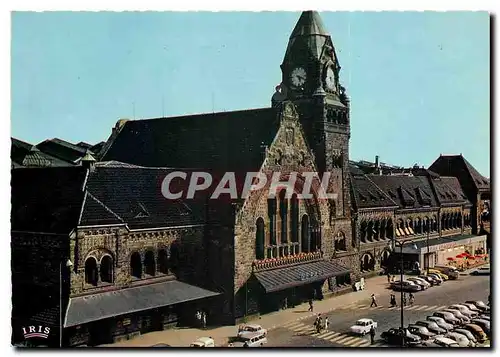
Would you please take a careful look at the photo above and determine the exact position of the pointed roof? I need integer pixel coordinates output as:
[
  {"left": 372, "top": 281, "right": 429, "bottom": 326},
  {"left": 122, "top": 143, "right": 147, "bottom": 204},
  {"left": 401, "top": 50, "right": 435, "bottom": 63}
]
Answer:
[
  {"left": 428, "top": 154, "right": 489, "bottom": 191},
  {"left": 290, "top": 11, "right": 329, "bottom": 38}
]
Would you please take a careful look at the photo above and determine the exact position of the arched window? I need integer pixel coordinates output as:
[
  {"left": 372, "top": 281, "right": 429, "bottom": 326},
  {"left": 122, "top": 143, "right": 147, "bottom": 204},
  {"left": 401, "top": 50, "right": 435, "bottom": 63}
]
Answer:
[
  {"left": 169, "top": 241, "right": 180, "bottom": 275},
  {"left": 380, "top": 219, "right": 387, "bottom": 240},
  {"left": 432, "top": 216, "right": 438, "bottom": 232},
  {"left": 130, "top": 251, "right": 142, "bottom": 279},
  {"left": 414, "top": 218, "right": 421, "bottom": 234},
  {"left": 424, "top": 217, "right": 430, "bottom": 233},
  {"left": 335, "top": 232, "right": 347, "bottom": 252},
  {"left": 85, "top": 257, "right": 98, "bottom": 286},
  {"left": 158, "top": 249, "right": 169, "bottom": 274},
  {"left": 367, "top": 221, "right": 374, "bottom": 241},
  {"left": 279, "top": 190, "right": 288, "bottom": 244},
  {"left": 386, "top": 219, "right": 393, "bottom": 239},
  {"left": 441, "top": 214, "right": 446, "bottom": 231},
  {"left": 380, "top": 250, "right": 391, "bottom": 268},
  {"left": 301, "top": 215, "right": 310, "bottom": 253},
  {"left": 290, "top": 194, "right": 299, "bottom": 243},
  {"left": 360, "top": 221, "right": 367, "bottom": 243},
  {"left": 268, "top": 198, "right": 277, "bottom": 246},
  {"left": 255, "top": 218, "right": 265, "bottom": 260},
  {"left": 144, "top": 250, "right": 156, "bottom": 276},
  {"left": 360, "top": 253, "right": 375, "bottom": 272},
  {"left": 373, "top": 221, "right": 380, "bottom": 240},
  {"left": 100, "top": 255, "right": 113, "bottom": 283}
]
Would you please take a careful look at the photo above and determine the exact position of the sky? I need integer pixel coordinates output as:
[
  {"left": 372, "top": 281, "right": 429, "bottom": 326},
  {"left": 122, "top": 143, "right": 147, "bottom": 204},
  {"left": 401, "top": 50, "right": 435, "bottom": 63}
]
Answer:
[{"left": 11, "top": 11, "right": 490, "bottom": 176}]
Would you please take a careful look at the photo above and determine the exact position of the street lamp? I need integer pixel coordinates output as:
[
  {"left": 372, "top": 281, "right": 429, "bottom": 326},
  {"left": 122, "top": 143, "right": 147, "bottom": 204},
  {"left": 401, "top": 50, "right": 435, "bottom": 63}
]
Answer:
[{"left": 388, "top": 239, "right": 417, "bottom": 347}]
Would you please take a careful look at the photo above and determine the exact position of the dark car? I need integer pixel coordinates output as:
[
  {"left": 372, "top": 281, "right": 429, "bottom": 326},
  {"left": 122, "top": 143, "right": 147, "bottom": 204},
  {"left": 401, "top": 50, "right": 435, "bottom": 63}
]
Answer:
[
  {"left": 471, "top": 319, "right": 490, "bottom": 337},
  {"left": 419, "top": 275, "right": 441, "bottom": 286},
  {"left": 381, "top": 328, "right": 421, "bottom": 346},
  {"left": 407, "top": 325, "right": 436, "bottom": 340},
  {"left": 391, "top": 281, "right": 421, "bottom": 292}
]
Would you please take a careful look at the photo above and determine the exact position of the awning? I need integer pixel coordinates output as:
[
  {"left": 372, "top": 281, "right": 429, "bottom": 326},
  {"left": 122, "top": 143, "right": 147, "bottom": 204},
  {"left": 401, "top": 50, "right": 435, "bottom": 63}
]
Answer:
[
  {"left": 64, "top": 280, "right": 220, "bottom": 327},
  {"left": 254, "top": 260, "right": 350, "bottom": 293},
  {"left": 400, "top": 234, "right": 487, "bottom": 254}
]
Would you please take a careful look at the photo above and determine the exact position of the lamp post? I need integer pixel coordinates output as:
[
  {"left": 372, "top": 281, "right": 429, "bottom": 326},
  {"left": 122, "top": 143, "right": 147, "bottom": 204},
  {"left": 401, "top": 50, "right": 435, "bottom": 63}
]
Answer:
[
  {"left": 388, "top": 239, "right": 418, "bottom": 347},
  {"left": 60, "top": 259, "right": 73, "bottom": 348}
]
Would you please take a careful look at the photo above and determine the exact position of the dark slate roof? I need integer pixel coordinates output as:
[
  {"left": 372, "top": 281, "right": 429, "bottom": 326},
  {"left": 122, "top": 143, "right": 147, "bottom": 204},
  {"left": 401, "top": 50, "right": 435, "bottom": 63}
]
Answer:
[
  {"left": 367, "top": 175, "right": 438, "bottom": 209},
  {"left": 36, "top": 138, "right": 90, "bottom": 164},
  {"left": 80, "top": 167, "right": 207, "bottom": 229},
  {"left": 348, "top": 162, "right": 366, "bottom": 176},
  {"left": 11, "top": 167, "right": 87, "bottom": 233},
  {"left": 101, "top": 108, "right": 279, "bottom": 173},
  {"left": 254, "top": 260, "right": 350, "bottom": 293},
  {"left": 64, "top": 280, "right": 220, "bottom": 327},
  {"left": 350, "top": 175, "right": 398, "bottom": 209},
  {"left": 428, "top": 155, "right": 489, "bottom": 191},
  {"left": 431, "top": 176, "right": 469, "bottom": 205},
  {"left": 290, "top": 11, "right": 329, "bottom": 38},
  {"left": 76, "top": 141, "right": 93, "bottom": 149},
  {"left": 11, "top": 137, "right": 70, "bottom": 168}
]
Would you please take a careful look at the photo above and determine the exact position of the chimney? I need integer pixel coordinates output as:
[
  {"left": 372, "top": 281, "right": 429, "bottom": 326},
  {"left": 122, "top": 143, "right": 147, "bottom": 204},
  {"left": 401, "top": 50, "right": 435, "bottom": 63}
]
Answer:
[
  {"left": 81, "top": 150, "right": 96, "bottom": 172},
  {"left": 375, "top": 155, "right": 379, "bottom": 168}
]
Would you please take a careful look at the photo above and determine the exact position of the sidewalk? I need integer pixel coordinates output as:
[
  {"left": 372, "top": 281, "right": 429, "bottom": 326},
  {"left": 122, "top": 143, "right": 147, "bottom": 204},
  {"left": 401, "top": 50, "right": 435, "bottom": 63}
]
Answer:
[{"left": 103, "top": 275, "right": 391, "bottom": 347}]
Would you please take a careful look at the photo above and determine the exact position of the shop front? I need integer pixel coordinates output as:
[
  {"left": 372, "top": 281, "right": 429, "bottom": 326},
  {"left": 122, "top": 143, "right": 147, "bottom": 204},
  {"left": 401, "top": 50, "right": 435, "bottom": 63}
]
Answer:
[
  {"left": 250, "top": 259, "right": 351, "bottom": 315},
  {"left": 63, "top": 280, "right": 220, "bottom": 346},
  {"left": 401, "top": 234, "right": 487, "bottom": 271}
]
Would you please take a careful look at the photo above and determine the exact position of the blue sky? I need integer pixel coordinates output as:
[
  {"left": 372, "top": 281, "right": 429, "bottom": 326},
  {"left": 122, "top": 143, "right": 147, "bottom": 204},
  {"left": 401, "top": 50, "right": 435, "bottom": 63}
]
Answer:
[{"left": 11, "top": 11, "right": 490, "bottom": 176}]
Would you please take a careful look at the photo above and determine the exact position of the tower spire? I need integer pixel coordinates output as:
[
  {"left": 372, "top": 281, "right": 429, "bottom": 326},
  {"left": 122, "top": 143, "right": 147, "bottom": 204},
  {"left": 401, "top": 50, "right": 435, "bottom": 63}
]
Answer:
[{"left": 290, "top": 11, "right": 329, "bottom": 38}]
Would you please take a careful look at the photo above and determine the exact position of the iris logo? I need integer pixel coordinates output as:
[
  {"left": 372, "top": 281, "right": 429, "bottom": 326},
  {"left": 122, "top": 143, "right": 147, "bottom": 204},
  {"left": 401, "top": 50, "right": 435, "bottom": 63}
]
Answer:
[{"left": 22, "top": 326, "right": 50, "bottom": 339}]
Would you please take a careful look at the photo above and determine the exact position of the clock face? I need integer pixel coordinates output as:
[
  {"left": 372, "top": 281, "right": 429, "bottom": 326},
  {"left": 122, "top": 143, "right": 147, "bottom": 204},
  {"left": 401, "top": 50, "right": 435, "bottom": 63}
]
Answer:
[
  {"left": 290, "top": 67, "right": 307, "bottom": 88},
  {"left": 325, "top": 67, "right": 336, "bottom": 91}
]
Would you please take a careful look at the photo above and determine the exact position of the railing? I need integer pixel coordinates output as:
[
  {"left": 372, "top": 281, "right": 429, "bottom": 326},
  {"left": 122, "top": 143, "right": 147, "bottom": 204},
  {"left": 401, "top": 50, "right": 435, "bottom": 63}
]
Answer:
[{"left": 252, "top": 251, "right": 323, "bottom": 272}]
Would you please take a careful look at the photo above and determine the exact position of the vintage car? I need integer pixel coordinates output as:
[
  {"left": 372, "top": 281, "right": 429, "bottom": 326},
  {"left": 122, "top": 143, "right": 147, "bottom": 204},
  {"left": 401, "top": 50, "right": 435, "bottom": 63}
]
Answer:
[
  {"left": 407, "top": 325, "right": 436, "bottom": 340},
  {"left": 381, "top": 328, "right": 421, "bottom": 346},
  {"left": 432, "top": 336, "right": 460, "bottom": 347},
  {"left": 230, "top": 331, "right": 268, "bottom": 348},
  {"left": 237, "top": 324, "right": 267, "bottom": 338},
  {"left": 349, "top": 318, "right": 377, "bottom": 336},
  {"left": 470, "top": 266, "right": 490, "bottom": 275},
  {"left": 190, "top": 337, "right": 215, "bottom": 348}
]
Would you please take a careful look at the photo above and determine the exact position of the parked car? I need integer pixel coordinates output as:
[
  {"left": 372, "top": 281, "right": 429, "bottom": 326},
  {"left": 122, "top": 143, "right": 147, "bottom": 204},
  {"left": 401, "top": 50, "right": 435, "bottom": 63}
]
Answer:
[
  {"left": 433, "top": 265, "right": 459, "bottom": 279},
  {"left": 471, "top": 319, "right": 490, "bottom": 337},
  {"left": 478, "top": 314, "right": 490, "bottom": 321},
  {"left": 407, "top": 277, "right": 430, "bottom": 289},
  {"left": 349, "top": 318, "right": 378, "bottom": 336},
  {"left": 445, "top": 332, "right": 474, "bottom": 347},
  {"left": 426, "top": 316, "right": 453, "bottom": 331},
  {"left": 470, "top": 267, "right": 490, "bottom": 275},
  {"left": 190, "top": 337, "right": 215, "bottom": 348},
  {"left": 451, "top": 328, "right": 477, "bottom": 344},
  {"left": 442, "top": 309, "right": 470, "bottom": 324},
  {"left": 462, "top": 324, "right": 487, "bottom": 343},
  {"left": 447, "top": 304, "right": 478, "bottom": 318},
  {"left": 427, "top": 273, "right": 444, "bottom": 284},
  {"left": 432, "top": 336, "right": 460, "bottom": 347},
  {"left": 465, "top": 300, "right": 489, "bottom": 312},
  {"left": 230, "top": 331, "right": 267, "bottom": 347},
  {"left": 428, "top": 269, "right": 449, "bottom": 280},
  {"left": 237, "top": 324, "right": 267, "bottom": 338},
  {"left": 418, "top": 340, "right": 443, "bottom": 347},
  {"left": 407, "top": 325, "right": 436, "bottom": 340},
  {"left": 391, "top": 281, "right": 421, "bottom": 292},
  {"left": 460, "top": 302, "right": 480, "bottom": 313},
  {"left": 419, "top": 275, "right": 441, "bottom": 286},
  {"left": 432, "top": 311, "right": 460, "bottom": 325},
  {"left": 380, "top": 328, "right": 421, "bottom": 346},
  {"left": 415, "top": 320, "right": 446, "bottom": 335}
]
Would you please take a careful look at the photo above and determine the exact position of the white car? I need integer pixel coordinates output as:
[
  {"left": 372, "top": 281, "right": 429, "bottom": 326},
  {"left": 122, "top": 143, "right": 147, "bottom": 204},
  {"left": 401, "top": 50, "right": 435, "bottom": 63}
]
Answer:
[
  {"left": 448, "top": 304, "right": 478, "bottom": 318},
  {"left": 349, "top": 318, "right": 377, "bottom": 336},
  {"left": 432, "top": 336, "right": 460, "bottom": 347},
  {"left": 408, "top": 277, "right": 431, "bottom": 289},
  {"left": 237, "top": 324, "right": 268, "bottom": 338}
]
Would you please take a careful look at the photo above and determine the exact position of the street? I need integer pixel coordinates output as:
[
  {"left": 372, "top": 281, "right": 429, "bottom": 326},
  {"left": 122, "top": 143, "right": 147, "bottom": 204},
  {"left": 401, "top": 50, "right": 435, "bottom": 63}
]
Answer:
[{"left": 266, "top": 274, "right": 489, "bottom": 347}]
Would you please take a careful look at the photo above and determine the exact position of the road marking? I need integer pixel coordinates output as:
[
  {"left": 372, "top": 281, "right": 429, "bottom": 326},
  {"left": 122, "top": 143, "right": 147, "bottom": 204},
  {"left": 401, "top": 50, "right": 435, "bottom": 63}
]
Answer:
[
  {"left": 359, "top": 306, "right": 370, "bottom": 310},
  {"left": 437, "top": 305, "right": 448, "bottom": 310},
  {"left": 291, "top": 325, "right": 312, "bottom": 333},
  {"left": 369, "top": 341, "right": 387, "bottom": 347},
  {"left": 350, "top": 339, "right": 369, "bottom": 347},
  {"left": 405, "top": 306, "right": 418, "bottom": 310},
  {"left": 282, "top": 321, "right": 303, "bottom": 329},
  {"left": 424, "top": 306, "right": 437, "bottom": 311},
  {"left": 358, "top": 340, "right": 372, "bottom": 347},
  {"left": 335, "top": 335, "right": 355, "bottom": 344},
  {"left": 324, "top": 332, "right": 342, "bottom": 341},
  {"left": 329, "top": 334, "right": 349, "bottom": 343},
  {"left": 342, "top": 336, "right": 362, "bottom": 345},
  {"left": 318, "top": 331, "right": 338, "bottom": 339},
  {"left": 374, "top": 306, "right": 384, "bottom": 309},
  {"left": 413, "top": 305, "right": 428, "bottom": 311}
]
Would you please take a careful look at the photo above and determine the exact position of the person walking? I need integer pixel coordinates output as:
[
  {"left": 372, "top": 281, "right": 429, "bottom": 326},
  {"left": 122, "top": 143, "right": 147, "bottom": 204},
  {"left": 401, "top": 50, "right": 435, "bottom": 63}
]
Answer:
[
  {"left": 201, "top": 311, "right": 207, "bottom": 329},
  {"left": 370, "top": 294, "right": 378, "bottom": 307},
  {"left": 387, "top": 272, "right": 391, "bottom": 283},
  {"left": 324, "top": 317, "right": 329, "bottom": 331},
  {"left": 308, "top": 299, "right": 314, "bottom": 312},
  {"left": 409, "top": 293, "right": 415, "bottom": 306},
  {"left": 370, "top": 325, "right": 376, "bottom": 345}
]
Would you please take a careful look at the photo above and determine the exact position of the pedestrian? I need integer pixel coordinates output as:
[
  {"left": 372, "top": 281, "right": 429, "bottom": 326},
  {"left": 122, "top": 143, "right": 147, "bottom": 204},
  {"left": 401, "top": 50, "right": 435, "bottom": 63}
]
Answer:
[
  {"left": 387, "top": 272, "right": 391, "bottom": 283},
  {"left": 324, "top": 316, "right": 329, "bottom": 330},
  {"left": 370, "top": 294, "right": 377, "bottom": 307},
  {"left": 202, "top": 311, "right": 207, "bottom": 329},
  {"left": 308, "top": 299, "right": 314, "bottom": 312},
  {"left": 370, "top": 325, "right": 376, "bottom": 345},
  {"left": 409, "top": 293, "right": 415, "bottom": 306}
]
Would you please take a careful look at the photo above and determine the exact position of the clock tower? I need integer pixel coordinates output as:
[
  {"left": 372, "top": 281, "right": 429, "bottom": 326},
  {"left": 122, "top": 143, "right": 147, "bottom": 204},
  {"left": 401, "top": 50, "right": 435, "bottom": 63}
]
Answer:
[{"left": 277, "top": 10, "right": 351, "bottom": 219}]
